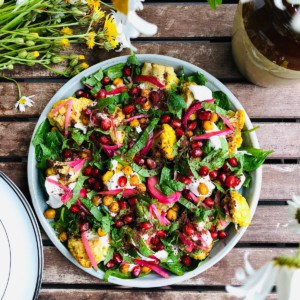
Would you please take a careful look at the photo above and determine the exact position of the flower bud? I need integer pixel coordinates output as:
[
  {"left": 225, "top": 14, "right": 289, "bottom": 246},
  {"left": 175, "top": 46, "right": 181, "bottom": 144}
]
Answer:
[
  {"left": 70, "top": 59, "right": 78, "bottom": 67},
  {"left": 25, "top": 40, "right": 35, "bottom": 47},
  {"left": 27, "top": 32, "right": 39, "bottom": 40},
  {"left": 71, "top": 7, "right": 86, "bottom": 17},
  {"left": 51, "top": 56, "right": 64, "bottom": 64},
  {"left": 18, "top": 50, "right": 28, "bottom": 59},
  {"left": 6, "top": 64, "right": 14, "bottom": 70},
  {"left": 13, "top": 38, "right": 24, "bottom": 45}
]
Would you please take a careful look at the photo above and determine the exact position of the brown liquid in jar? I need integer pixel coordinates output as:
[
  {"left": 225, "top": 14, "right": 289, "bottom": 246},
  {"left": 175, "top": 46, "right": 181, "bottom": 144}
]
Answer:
[{"left": 242, "top": 0, "right": 300, "bottom": 71}]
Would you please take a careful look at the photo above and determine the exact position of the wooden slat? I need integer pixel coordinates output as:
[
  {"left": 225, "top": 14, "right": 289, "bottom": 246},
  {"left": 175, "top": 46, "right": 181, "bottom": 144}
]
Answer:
[
  {"left": 1, "top": 122, "right": 299, "bottom": 158},
  {"left": 38, "top": 289, "right": 276, "bottom": 300},
  {"left": 2, "top": 42, "right": 240, "bottom": 80},
  {"left": 2, "top": 82, "right": 300, "bottom": 119},
  {"left": 42, "top": 246, "right": 296, "bottom": 286},
  {"left": 2, "top": 163, "right": 300, "bottom": 200}
]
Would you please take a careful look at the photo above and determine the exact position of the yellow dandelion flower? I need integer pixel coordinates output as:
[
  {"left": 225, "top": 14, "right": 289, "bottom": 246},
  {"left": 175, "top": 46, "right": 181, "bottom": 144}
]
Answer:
[
  {"left": 86, "top": 31, "right": 96, "bottom": 49},
  {"left": 32, "top": 51, "right": 40, "bottom": 58},
  {"left": 87, "top": 0, "right": 105, "bottom": 23},
  {"left": 78, "top": 55, "right": 85, "bottom": 60},
  {"left": 81, "top": 62, "right": 89, "bottom": 69},
  {"left": 104, "top": 15, "right": 119, "bottom": 49},
  {"left": 61, "top": 27, "right": 73, "bottom": 36},
  {"left": 60, "top": 38, "right": 70, "bottom": 49},
  {"left": 112, "top": 0, "right": 129, "bottom": 15}
]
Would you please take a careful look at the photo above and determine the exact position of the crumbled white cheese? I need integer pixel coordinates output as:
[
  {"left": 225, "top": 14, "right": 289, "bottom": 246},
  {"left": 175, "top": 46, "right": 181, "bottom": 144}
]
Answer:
[
  {"left": 186, "top": 175, "right": 215, "bottom": 197},
  {"left": 188, "top": 85, "right": 213, "bottom": 102},
  {"left": 234, "top": 174, "right": 246, "bottom": 191},
  {"left": 153, "top": 250, "right": 168, "bottom": 260},
  {"left": 74, "top": 121, "right": 88, "bottom": 134},
  {"left": 206, "top": 123, "right": 227, "bottom": 150}
]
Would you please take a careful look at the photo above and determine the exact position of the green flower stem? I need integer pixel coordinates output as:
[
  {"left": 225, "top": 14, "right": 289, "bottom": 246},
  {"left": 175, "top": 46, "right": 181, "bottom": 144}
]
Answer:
[
  {"left": 40, "top": 64, "right": 68, "bottom": 76},
  {"left": 0, "top": 76, "right": 21, "bottom": 99}
]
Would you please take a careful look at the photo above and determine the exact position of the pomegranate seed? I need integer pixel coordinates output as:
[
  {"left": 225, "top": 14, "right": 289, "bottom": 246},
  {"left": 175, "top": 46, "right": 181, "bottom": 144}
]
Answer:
[
  {"left": 79, "top": 211, "right": 87, "bottom": 219},
  {"left": 175, "top": 128, "right": 184, "bottom": 138},
  {"left": 75, "top": 89, "right": 85, "bottom": 97},
  {"left": 226, "top": 175, "right": 237, "bottom": 188},
  {"left": 228, "top": 157, "right": 238, "bottom": 167},
  {"left": 156, "top": 243, "right": 165, "bottom": 251},
  {"left": 115, "top": 220, "right": 124, "bottom": 228},
  {"left": 218, "top": 231, "right": 227, "bottom": 239},
  {"left": 83, "top": 165, "right": 92, "bottom": 176},
  {"left": 132, "top": 266, "right": 141, "bottom": 277},
  {"left": 133, "top": 156, "right": 144, "bottom": 166},
  {"left": 149, "top": 91, "right": 160, "bottom": 105},
  {"left": 221, "top": 163, "right": 230, "bottom": 173},
  {"left": 135, "top": 96, "right": 147, "bottom": 105},
  {"left": 183, "top": 224, "right": 195, "bottom": 236},
  {"left": 210, "top": 231, "right": 218, "bottom": 239},
  {"left": 128, "top": 197, "right": 138, "bottom": 206},
  {"left": 203, "top": 197, "right": 214, "bottom": 208},
  {"left": 113, "top": 253, "right": 123, "bottom": 264},
  {"left": 209, "top": 170, "right": 218, "bottom": 180},
  {"left": 106, "top": 260, "right": 115, "bottom": 269},
  {"left": 161, "top": 114, "right": 171, "bottom": 124},
  {"left": 187, "top": 121, "right": 197, "bottom": 131},
  {"left": 118, "top": 176, "right": 127, "bottom": 187},
  {"left": 79, "top": 221, "right": 90, "bottom": 232},
  {"left": 234, "top": 177, "right": 241, "bottom": 187},
  {"left": 101, "top": 76, "right": 110, "bottom": 85},
  {"left": 123, "top": 105, "right": 135, "bottom": 115},
  {"left": 151, "top": 236, "right": 160, "bottom": 245},
  {"left": 179, "top": 176, "right": 192, "bottom": 185},
  {"left": 93, "top": 181, "right": 102, "bottom": 191},
  {"left": 100, "top": 119, "right": 111, "bottom": 131},
  {"left": 146, "top": 158, "right": 157, "bottom": 170},
  {"left": 79, "top": 188, "right": 87, "bottom": 198},
  {"left": 170, "top": 119, "right": 182, "bottom": 129},
  {"left": 97, "top": 89, "right": 107, "bottom": 99},
  {"left": 157, "top": 230, "right": 167, "bottom": 239},
  {"left": 218, "top": 173, "right": 227, "bottom": 183},
  {"left": 182, "top": 190, "right": 195, "bottom": 202},
  {"left": 119, "top": 201, "right": 127, "bottom": 210},
  {"left": 128, "top": 140, "right": 135, "bottom": 148},
  {"left": 139, "top": 222, "right": 153, "bottom": 230},
  {"left": 81, "top": 92, "right": 91, "bottom": 99},
  {"left": 199, "top": 166, "right": 209, "bottom": 177},
  {"left": 190, "top": 149, "right": 202, "bottom": 158},
  {"left": 92, "top": 168, "right": 100, "bottom": 178},
  {"left": 181, "top": 255, "right": 191, "bottom": 267},
  {"left": 123, "top": 214, "right": 133, "bottom": 224},
  {"left": 82, "top": 108, "right": 92, "bottom": 116},
  {"left": 98, "top": 135, "right": 110, "bottom": 145},
  {"left": 123, "top": 65, "right": 131, "bottom": 76},
  {"left": 198, "top": 110, "right": 212, "bottom": 121},
  {"left": 87, "top": 177, "right": 96, "bottom": 186},
  {"left": 129, "top": 86, "right": 141, "bottom": 98},
  {"left": 70, "top": 205, "right": 80, "bottom": 213},
  {"left": 149, "top": 256, "right": 160, "bottom": 265},
  {"left": 62, "top": 148, "right": 72, "bottom": 159}
]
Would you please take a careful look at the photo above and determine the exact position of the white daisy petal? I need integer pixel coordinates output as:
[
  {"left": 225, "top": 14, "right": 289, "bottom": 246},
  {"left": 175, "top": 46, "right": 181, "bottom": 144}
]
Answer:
[
  {"left": 244, "top": 252, "right": 255, "bottom": 276},
  {"left": 235, "top": 267, "right": 247, "bottom": 282}
]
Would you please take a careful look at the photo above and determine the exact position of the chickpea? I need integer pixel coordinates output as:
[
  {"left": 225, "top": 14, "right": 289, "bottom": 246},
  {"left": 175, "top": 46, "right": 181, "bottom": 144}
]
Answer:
[
  {"left": 189, "top": 113, "right": 197, "bottom": 121},
  {"left": 142, "top": 100, "right": 152, "bottom": 111},
  {"left": 141, "top": 89, "right": 150, "bottom": 98},
  {"left": 130, "top": 119, "right": 139, "bottom": 127},
  {"left": 45, "top": 167, "right": 55, "bottom": 177},
  {"left": 141, "top": 266, "right": 151, "bottom": 274},
  {"left": 120, "top": 263, "right": 130, "bottom": 274},
  {"left": 166, "top": 209, "right": 177, "bottom": 221},
  {"left": 103, "top": 195, "right": 114, "bottom": 206},
  {"left": 203, "top": 120, "right": 214, "bottom": 131},
  {"left": 198, "top": 183, "right": 209, "bottom": 195},
  {"left": 92, "top": 195, "right": 101, "bottom": 206},
  {"left": 122, "top": 165, "right": 133, "bottom": 175},
  {"left": 79, "top": 151, "right": 89, "bottom": 159},
  {"left": 139, "top": 118, "right": 147, "bottom": 125},
  {"left": 59, "top": 232, "right": 68, "bottom": 242},
  {"left": 113, "top": 77, "right": 124, "bottom": 87},
  {"left": 129, "top": 174, "right": 140, "bottom": 186},
  {"left": 136, "top": 183, "right": 147, "bottom": 193},
  {"left": 44, "top": 208, "right": 56, "bottom": 219},
  {"left": 109, "top": 201, "right": 120, "bottom": 213},
  {"left": 172, "top": 203, "right": 180, "bottom": 212},
  {"left": 210, "top": 112, "right": 219, "bottom": 123},
  {"left": 185, "top": 130, "right": 193, "bottom": 137},
  {"left": 97, "top": 227, "right": 107, "bottom": 237}
]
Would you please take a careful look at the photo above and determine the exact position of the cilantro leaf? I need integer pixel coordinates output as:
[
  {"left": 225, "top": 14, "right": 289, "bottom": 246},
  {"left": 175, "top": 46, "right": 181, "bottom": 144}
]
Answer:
[{"left": 167, "top": 88, "right": 186, "bottom": 119}]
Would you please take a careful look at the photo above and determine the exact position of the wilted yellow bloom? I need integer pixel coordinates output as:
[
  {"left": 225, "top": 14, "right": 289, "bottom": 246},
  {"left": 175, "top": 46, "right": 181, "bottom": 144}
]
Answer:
[
  {"left": 86, "top": 31, "right": 96, "bottom": 49},
  {"left": 60, "top": 38, "right": 70, "bottom": 49},
  {"left": 32, "top": 51, "right": 40, "bottom": 58},
  {"left": 80, "top": 62, "right": 89, "bottom": 69},
  {"left": 87, "top": 0, "right": 105, "bottom": 23},
  {"left": 78, "top": 55, "right": 85, "bottom": 60},
  {"left": 61, "top": 27, "right": 73, "bottom": 35},
  {"left": 104, "top": 15, "right": 119, "bottom": 49}
]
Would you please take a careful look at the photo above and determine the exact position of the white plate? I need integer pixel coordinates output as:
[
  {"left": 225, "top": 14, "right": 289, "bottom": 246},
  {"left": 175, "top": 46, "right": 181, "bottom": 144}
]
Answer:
[
  {"left": 0, "top": 172, "right": 43, "bottom": 299},
  {"left": 28, "top": 54, "right": 262, "bottom": 287}
]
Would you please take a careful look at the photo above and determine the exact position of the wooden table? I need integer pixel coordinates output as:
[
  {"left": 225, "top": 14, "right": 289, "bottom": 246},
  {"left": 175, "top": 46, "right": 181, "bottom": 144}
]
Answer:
[{"left": 1, "top": 1, "right": 300, "bottom": 299}]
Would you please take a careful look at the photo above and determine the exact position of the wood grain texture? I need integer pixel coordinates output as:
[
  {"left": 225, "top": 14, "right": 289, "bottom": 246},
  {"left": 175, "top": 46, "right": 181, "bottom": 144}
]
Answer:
[
  {"left": 2, "top": 163, "right": 300, "bottom": 200},
  {"left": 42, "top": 246, "right": 296, "bottom": 286},
  {"left": 1, "top": 122, "right": 299, "bottom": 158},
  {"left": 1, "top": 82, "right": 300, "bottom": 118}
]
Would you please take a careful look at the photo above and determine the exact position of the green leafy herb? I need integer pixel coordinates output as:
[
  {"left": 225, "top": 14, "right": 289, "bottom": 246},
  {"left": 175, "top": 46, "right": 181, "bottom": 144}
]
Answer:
[
  {"left": 212, "top": 91, "right": 231, "bottom": 110},
  {"left": 96, "top": 95, "right": 119, "bottom": 111},
  {"left": 138, "top": 238, "right": 155, "bottom": 257},
  {"left": 132, "top": 163, "right": 159, "bottom": 177},
  {"left": 202, "top": 101, "right": 228, "bottom": 117},
  {"left": 71, "top": 130, "right": 86, "bottom": 145},
  {"left": 185, "top": 72, "right": 206, "bottom": 85},
  {"left": 208, "top": 0, "right": 223, "bottom": 10},
  {"left": 240, "top": 147, "right": 273, "bottom": 172},
  {"left": 104, "top": 63, "right": 126, "bottom": 80},
  {"left": 66, "top": 175, "right": 88, "bottom": 208},
  {"left": 179, "top": 197, "right": 198, "bottom": 212},
  {"left": 80, "top": 198, "right": 103, "bottom": 221},
  {"left": 103, "top": 247, "right": 115, "bottom": 265},
  {"left": 167, "top": 87, "right": 186, "bottom": 119},
  {"left": 160, "top": 167, "right": 171, "bottom": 184},
  {"left": 32, "top": 119, "right": 51, "bottom": 146}
]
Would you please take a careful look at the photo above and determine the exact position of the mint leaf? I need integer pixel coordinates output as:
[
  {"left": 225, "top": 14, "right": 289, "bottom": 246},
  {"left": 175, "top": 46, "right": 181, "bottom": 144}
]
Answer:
[{"left": 240, "top": 147, "right": 273, "bottom": 172}]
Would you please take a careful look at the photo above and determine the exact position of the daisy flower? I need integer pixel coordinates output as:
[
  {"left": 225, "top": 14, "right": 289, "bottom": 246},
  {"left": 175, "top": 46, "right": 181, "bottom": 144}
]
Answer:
[
  {"left": 287, "top": 195, "right": 300, "bottom": 234},
  {"left": 226, "top": 253, "right": 300, "bottom": 300},
  {"left": 112, "top": 0, "right": 157, "bottom": 51},
  {"left": 15, "top": 95, "right": 35, "bottom": 112}
]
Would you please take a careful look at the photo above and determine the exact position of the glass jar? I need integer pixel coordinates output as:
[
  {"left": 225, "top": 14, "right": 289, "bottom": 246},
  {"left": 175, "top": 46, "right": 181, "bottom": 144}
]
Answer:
[{"left": 232, "top": 0, "right": 300, "bottom": 87}]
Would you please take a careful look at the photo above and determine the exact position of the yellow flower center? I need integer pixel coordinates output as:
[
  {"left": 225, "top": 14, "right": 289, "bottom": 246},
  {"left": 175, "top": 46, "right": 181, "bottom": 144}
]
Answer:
[
  {"left": 112, "top": 0, "right": 128, "bottom": 15},
  {"left": 19, "top": 98, "right": 26, "bottom": 104}
]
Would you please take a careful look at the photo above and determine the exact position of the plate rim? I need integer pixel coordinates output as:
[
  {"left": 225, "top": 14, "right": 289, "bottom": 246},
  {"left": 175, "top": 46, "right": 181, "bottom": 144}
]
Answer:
[
  {"left": 0, "top": 172, "right": 43, "bottom": 299},
  {"left": 27, "top": 54, "right": 262, "bottom": 288}
]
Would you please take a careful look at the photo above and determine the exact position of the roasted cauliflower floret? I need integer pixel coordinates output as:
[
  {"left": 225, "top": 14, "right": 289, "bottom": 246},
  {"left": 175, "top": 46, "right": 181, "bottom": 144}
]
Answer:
[
  {"left": 227, "top": 109, "right": 245, "bottom": 154},
  {"left": 181, "top": 82, "right": 197, "bottom": 109},
  {"left": 68, "top": 235, "right": 109, "bottom": 268},
  {"left": 223, "top": 190, "right": 251, "bottom": 227},
  {"left": 50, "top": 161, "right": 80, "bottom": 185},
  {"left": 47, "top": 97, "right": 92, "bottom": 132},
  {"left": 141, "top": 63, "right": 179, "bottom": 90},
  {"left": 160, "top": 124, "right": 177, "bottom": 160}
]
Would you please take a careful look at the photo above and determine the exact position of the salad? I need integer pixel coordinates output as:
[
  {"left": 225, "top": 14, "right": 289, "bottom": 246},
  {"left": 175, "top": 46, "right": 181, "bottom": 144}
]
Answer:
[{"left": 33, "top": 54, "right": 272, "bottom": 280}]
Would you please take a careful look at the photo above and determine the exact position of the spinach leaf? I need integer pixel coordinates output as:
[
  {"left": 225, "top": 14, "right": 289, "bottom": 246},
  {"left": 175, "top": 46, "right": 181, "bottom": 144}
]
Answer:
[
  {"left": 71, "top": 130, "right": 86, "bottom": 145},
  {"left": 104, "top": 63, "right": 126, "bottom": 80},
  {"left": 201, "top": 102, "right": 228, "bottom": 117},
  {"left": 212, "top": 91, "right": 231, "bottom": 110},
  {"left": 32, "top": 119, "right": 51, "bottom": 146},
  {"left": 132, "top": 163, "right": 159, "bottom": 177},
  {"left": 103, "top": 247, "right": 115, "bottom": 265},
  {"left": 66, "top": 175, "right": 88, "bottom": 208},
  {"left": 96, "top": 95, "right": 120, "bottom": 111},
  {"left": 167, "top": 88, "right": 186, "bottom": 119},
  {"left": 160, "top": 167, "right": 171, "bottom": 184},
  {"left": 241, "top": 147, "right": 273, "bottom": 172},
  {"left": 127, "top": 53, "right": 141, "bottom": 77},
  {"left": 185, "top": 72, "right": 206, "bottom": 85}
]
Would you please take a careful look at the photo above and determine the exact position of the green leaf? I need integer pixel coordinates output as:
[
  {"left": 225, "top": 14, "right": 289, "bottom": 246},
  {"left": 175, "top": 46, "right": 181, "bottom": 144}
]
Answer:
[
  {"left": 71, "top": 130, "right": 86, "bottom": 145},
  {"left": 185, "top": 72, "right": 206, "bottom": 85},
  {"left": 212, "top": 91, "right": 231, "bottom": 110},
  {"left": 32, "top": 119, "right": 51, "bottom": 146},
  {"left": 66, "top": 175, "right": 88, "bottom": 208},
  {"left": 160, "top": 167, "right": 171, "bottom": 184},
  {"left": 103, "top": 269, "right": 133, "bottom": 282},
  {"left": 194, "top": 206, "right": 214, "bottom": 222},
  {"left": 132, "top": 163, "right": 159, "bottom": 177},
  {"left": 138, "top": 238, "right": 155, "bottom": 257},
  {"left": 127, "top": 53, "right": 140, "bottom": 66},
  {"left": 178, "top": 197, "right": 198, "bottom": 212},
  {"left": 104, "top": 63, "right": 126, "bottom": 80},
  {"left": 160, "top": 180, "right": 185, "bottom": 196},
  {"left": 101, "top": 215, "right": 112, "bottom": 233},
  {"left": 167, "top": 87, "right": 186, "bottom": 119},
  {"left": 208, "top": 0, "right": 223, "bottom": 10},
  {"left": 201, "top": 102, "right": 228, "bottom": 117},
  {"left": 103, "top": 247, "right": 115, "bottom": 265},
  {"left": 96, "top": 95, "right": 119, "bottom": 111},
  {"left": 125, "top": 118, "right": 159, "bottom": 160},
  {"left": 240, "top": 147, "right": 273, "bottom": 172},
  {"left": 80, "top": 198, "right": 103, "bottom": 221}
]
